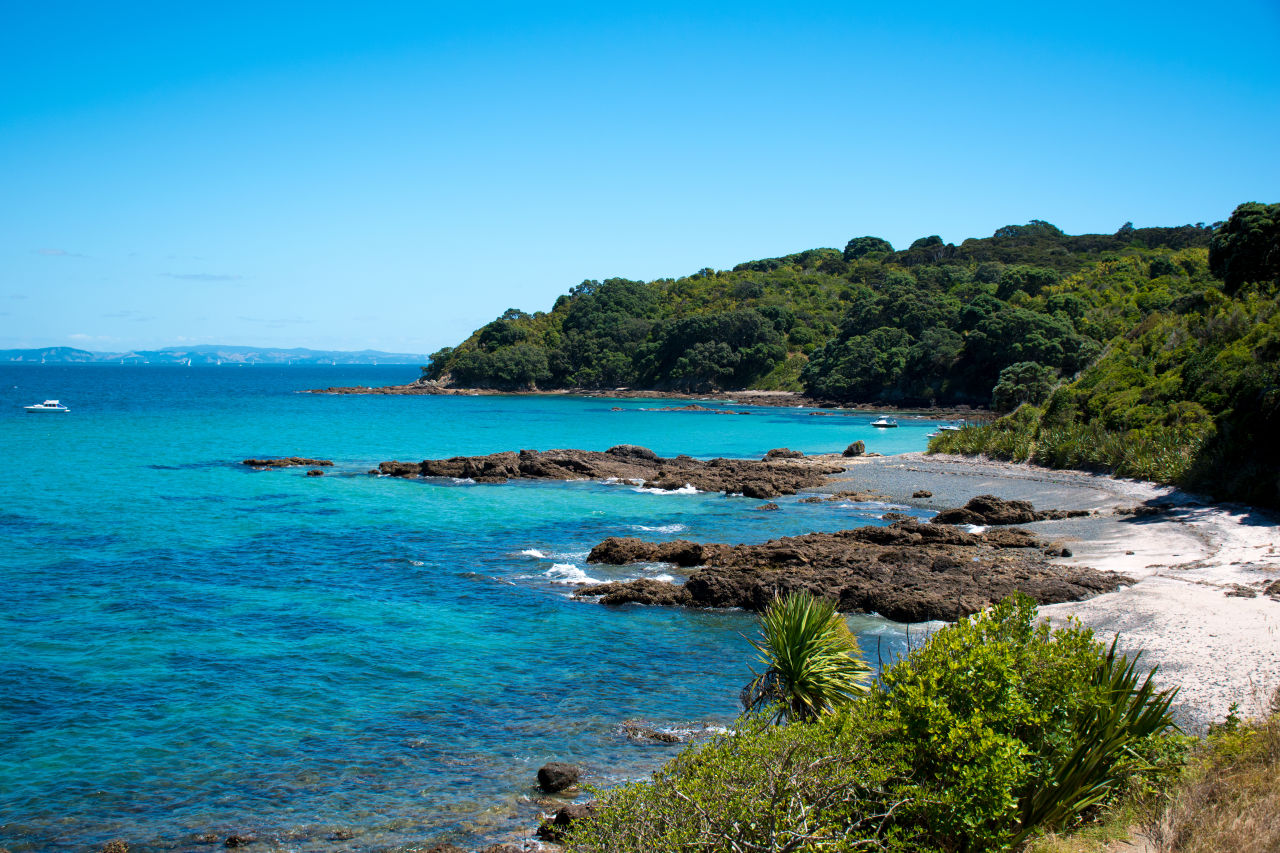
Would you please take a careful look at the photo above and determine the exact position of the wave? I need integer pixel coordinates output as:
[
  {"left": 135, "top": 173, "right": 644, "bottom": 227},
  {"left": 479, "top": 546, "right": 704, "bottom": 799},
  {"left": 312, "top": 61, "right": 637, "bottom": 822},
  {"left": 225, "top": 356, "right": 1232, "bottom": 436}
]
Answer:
[
  {"left": 545, "top": 563, "right": 601, "bottom": 585},
  {"left": 633, "top": 483, "right": 699, "bottom": 495},
  {"left": 632, "top": 523, "right": 688, "bottom": 534},
  {"left": 519, "top": 549, "right": 547, "bottom": 559}
]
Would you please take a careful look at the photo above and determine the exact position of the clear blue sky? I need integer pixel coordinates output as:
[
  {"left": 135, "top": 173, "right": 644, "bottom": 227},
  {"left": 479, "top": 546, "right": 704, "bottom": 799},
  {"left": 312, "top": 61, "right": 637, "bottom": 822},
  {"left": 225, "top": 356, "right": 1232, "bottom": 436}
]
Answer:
[{"left": 2, "top": 1, "right": 1277, "bottom": 354}]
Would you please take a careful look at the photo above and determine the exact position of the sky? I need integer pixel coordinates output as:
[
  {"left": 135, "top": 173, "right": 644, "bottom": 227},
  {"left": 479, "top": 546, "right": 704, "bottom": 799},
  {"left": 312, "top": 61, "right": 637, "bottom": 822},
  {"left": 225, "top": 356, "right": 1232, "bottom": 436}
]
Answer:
[{"left": 2, "top": 1, "right": 1278, "bottom": 354}]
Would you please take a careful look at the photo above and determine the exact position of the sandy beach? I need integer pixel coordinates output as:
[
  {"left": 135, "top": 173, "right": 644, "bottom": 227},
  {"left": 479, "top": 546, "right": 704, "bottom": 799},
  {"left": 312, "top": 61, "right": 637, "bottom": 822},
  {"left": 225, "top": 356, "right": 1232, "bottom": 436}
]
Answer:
[{"left": 834, "top": 453, "right": 1280, "bottom": 732}]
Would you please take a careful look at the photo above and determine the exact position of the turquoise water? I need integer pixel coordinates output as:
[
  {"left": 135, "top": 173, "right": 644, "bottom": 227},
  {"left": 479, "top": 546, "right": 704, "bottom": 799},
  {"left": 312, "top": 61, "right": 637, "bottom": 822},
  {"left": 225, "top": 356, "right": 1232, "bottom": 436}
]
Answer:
[{"left": 0, "top": 366, "right": 941, "bottom": 852}]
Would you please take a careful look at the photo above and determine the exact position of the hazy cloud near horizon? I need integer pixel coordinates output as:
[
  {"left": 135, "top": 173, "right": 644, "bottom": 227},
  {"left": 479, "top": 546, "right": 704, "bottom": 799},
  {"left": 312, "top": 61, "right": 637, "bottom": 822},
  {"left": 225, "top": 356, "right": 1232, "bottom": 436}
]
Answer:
[
  {"left": 161, "top": 273, "right": 244, "bottom": 282},
  {"left": 35, "top": 248, "right": 86, "bottom": 258}
]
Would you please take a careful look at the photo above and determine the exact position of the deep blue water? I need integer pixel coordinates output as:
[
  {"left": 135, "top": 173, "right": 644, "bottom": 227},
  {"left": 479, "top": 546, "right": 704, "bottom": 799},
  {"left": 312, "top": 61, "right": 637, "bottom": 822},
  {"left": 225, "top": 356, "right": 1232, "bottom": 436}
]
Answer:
[{"left": 0, "top": 365, "right": 943, "bottom": 852}]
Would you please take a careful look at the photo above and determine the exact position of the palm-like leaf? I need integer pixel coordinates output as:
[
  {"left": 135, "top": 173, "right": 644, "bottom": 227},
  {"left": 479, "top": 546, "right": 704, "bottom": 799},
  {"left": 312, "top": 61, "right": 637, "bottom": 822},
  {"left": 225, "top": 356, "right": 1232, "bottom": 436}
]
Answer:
[
  {"left": 740, "top": 591, "right": 872, "bottom": 724},
  {"left": 1012, "top": 636, "right": 1180, "bottom": 845}
]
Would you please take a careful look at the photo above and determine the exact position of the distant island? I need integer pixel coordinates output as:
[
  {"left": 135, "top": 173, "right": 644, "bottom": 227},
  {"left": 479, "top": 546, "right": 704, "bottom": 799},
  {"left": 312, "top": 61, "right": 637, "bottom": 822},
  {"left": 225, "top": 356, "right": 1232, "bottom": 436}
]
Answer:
[{"left": 0, "top": 345, "right": 429, "bottom": 366}]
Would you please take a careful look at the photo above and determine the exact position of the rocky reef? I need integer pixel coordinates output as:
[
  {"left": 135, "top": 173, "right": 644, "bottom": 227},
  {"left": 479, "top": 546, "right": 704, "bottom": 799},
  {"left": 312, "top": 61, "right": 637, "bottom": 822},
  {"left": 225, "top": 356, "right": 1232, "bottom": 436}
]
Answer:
[
  {"left": 375, "top": 445, "right": 845, "bottom": 499},
  {"left": 575, "top": 518, "right": 1127, "bottom": 623}
]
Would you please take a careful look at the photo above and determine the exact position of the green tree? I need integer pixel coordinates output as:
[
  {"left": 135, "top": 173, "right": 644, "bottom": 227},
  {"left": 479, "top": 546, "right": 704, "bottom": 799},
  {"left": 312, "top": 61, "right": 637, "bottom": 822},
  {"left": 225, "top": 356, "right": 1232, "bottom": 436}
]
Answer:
[
  {"left": 992, "top": 361, "right": 1058, "bottom": 412},
  {"left": 1209, "top": 201, "right": 1280, "bottom": 293},
  {"left": 842, "top": 235, "right": 893, "bottom": 260}
]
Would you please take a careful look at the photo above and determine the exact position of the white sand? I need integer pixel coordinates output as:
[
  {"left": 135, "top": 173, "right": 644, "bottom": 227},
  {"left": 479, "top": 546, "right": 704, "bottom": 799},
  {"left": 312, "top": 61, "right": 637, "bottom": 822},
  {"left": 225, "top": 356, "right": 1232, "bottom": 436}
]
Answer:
[
  {"left": 1041, "top": 498, "right": 1280, "bottom": 732},
  {"left": 840, "top": 454, "right": 1280, "bottom": 732}
]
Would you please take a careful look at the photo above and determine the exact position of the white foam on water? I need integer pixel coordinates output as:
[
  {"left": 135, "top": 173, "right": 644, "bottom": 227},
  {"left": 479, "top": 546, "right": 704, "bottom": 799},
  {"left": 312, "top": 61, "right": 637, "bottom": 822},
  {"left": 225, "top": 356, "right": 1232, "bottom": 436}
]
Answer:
[
  {"left": 545, "top": 563, "right": 601, "bottom": 585},
  {"left": 633, "top": 523, "right": 687, "bottom": 534},
  {"left": 408, "top": 560, "right": 425, "bottom": 567},
  {"left": 648, "top": 573, "right": 677, "bottom": 583},
  {"left": 634, "top": 483, "right": 699, "bottom": 495},
  {"left": 519, "top": 549, "right": 547, "bottom": 559},
  {"left": 963, "top": 524, "right": 988, "bottom": 534},
  {"left": 451, "top": 477, "right": 476, "bottom": 484}
]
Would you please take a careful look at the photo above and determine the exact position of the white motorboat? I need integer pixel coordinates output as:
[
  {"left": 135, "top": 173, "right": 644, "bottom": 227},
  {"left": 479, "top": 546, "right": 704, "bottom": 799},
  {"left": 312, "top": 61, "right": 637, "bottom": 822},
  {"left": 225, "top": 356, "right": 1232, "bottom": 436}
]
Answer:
[
  {"left": 938, "top": 424, "right": 962, "bottom": 431},
  {"left": 24, "top": 399, "right": 69, "bottom": 413},
  {"left": 870, "top": 416, "right": 898, "bottom": 428}
]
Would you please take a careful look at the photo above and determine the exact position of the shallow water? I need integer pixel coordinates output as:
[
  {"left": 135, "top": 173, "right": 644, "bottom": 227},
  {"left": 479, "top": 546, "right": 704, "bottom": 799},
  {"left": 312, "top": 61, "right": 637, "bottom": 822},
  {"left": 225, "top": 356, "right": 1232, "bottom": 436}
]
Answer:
[{"left": 0, "top": 365, "right": 943, "bottom": 851}]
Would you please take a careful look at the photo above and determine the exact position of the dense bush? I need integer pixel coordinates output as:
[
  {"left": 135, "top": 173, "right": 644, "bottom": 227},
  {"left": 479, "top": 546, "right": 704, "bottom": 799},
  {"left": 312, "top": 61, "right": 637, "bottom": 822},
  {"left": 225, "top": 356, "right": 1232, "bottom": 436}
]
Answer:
[{"left": 566, "top": 595, "right": 1182, "bottom": 853}]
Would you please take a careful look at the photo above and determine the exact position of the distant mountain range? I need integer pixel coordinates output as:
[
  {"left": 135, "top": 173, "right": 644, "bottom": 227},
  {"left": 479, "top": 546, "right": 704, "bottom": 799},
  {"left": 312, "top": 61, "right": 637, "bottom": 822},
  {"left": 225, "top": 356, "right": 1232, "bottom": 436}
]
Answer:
[{"left": 0, "top": 346, "right": 429, "bottom": 365}]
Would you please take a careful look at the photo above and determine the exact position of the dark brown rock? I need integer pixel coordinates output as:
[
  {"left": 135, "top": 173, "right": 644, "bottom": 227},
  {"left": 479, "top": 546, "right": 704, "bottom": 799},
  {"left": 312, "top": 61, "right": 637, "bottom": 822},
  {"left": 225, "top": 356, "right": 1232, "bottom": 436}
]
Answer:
[
  {"left": 764, "top": 448, "right": 804, "bottom": 459},
  {"left": 573, "top": 578, "right": 693, "bottom": 607},
  {"left": 374, "top": 447, "right": 844, "bottom": 498},
  {"left": 101, "top": 842, "right": 129, "bottom": 853},
  {"left": 842, "top": 440, "right": 866, "bottom": 457},
  {"left": 423, "top": 845, "right": 465, "bottom": 853},
  {"left": 933, "top": 494, "right": 1090, "bottom": 526},
  {"left": 586, "top": 537, "right": 725, "bottom": 567},
  {"left": 537, "top": 802, "right": 599, "bottom": 842},
  {"left": 224, "top": 836, "right": 255, "bottom": 849},
  {"left": 241, "top": 457, "right": 333, "bottom": 468},
  {"left": 1266, "top": 579, "right": 1280, "bottom": 599},
  {"left": 755, "top": 502, "right": 780, "bottom": 511},
  {"left": 479, "top": 845, "right": 524, "bottom": 853},
  {"left": 305, "top": 468, "right": 324, "bottom": 476},
  {"left": 537, "top": 761, "right": 581, "bottom": 793},
  {"left": 912, "top": 490, "right": 933, "bottom": 498}
]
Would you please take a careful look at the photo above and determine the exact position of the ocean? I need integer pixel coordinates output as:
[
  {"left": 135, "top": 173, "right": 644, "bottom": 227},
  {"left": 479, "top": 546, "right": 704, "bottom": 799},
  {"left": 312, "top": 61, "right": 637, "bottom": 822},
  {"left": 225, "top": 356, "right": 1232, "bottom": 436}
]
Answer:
[{"left": 0, "top": 365, "right": 943, "bottom": 852}]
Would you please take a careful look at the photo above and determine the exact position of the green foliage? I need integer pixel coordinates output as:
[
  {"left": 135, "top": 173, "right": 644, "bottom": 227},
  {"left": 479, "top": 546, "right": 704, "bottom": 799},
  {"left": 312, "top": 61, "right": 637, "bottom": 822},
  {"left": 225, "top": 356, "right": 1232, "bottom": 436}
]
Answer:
[
  {"left": 844, "top": 235, "right": 894, "bottom": 260},
  {"left": 424, "top": 217, "right": 1211, "bottom": 405},
  {"left": 1209, "top": 201, "right": 1280, "bottom": 293},
  {"left": 565, "top": 710, "right": 908, "bottom": 853},
  {"left": 741, "top": 591, "right": 872, "bottom": 724},
  {"left": 992, "top": 361, "right": 1058, "bottom": 412},
  {"left": 566, "top": 596, "right": 1183, "bottom": 853}
]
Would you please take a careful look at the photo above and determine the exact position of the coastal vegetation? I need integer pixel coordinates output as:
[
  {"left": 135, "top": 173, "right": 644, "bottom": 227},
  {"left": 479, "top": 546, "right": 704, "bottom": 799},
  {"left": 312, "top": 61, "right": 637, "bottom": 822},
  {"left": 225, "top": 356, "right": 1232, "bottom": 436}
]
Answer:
[
  {"left": 565, "top": 594, "right": 1184, "bottom": 853},
  {"left": 422, "top": 203, "right": 1280, "bottom": 507},
  {"left": 740, "top": 591, "right": 872, "bottom": 724}
]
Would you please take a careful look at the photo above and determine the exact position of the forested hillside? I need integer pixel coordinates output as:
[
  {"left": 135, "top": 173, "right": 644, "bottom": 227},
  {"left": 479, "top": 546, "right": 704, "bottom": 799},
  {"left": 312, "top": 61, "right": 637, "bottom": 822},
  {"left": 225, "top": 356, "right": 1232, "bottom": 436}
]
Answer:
[
  {"left": 424, "top": 219, "right": 1215, "bottom": 403},
  {"left": 425, "top": 202, "right": 1279, "bottom": 506}
]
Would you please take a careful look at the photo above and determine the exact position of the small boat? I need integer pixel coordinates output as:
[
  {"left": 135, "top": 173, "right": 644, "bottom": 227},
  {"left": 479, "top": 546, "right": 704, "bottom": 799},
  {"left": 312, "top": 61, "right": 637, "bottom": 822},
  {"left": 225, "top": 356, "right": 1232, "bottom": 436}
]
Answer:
[
  {"left": 938, "top": 424, "right": 962, "bottom": 432},
  {"left": 870, "top": 416, "right": 898, "bottom": 428},
  {"left": 24, "top": 399, "right": 69, "bottom": 413},
  {"left": 926, "top": 431, "right": 940, "bottom": 438}
]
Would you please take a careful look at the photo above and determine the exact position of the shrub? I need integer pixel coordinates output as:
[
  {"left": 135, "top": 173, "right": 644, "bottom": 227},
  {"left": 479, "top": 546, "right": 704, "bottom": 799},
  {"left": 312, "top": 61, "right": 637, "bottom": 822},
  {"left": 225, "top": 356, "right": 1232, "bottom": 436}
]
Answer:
[
  {"left": 566, "top": 596, "right": 1182, "bottom": 853},
  {"left": 740, "top": 591, "right": 872, "bottom": 724}
]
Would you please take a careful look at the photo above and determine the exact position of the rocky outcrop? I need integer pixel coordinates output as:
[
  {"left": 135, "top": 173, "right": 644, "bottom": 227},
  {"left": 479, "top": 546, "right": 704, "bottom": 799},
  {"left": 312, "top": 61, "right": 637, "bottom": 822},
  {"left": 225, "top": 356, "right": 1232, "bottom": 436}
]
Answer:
[
  {"left": 241, "top": 457, "right": 333, "bottom": 468},
  {"left": 931, "top": 494, "right": 1091, "bottom": 526},
  {"left": 537, "top": 762, "right": 581, "bottom": 793},
  {"left": 764, "top": 448, "right": 804, "bottom": 459},
  {"left": 842, "top": 441, "right": 866, "bottom": 457},
  {"left": 375, "top": 445, "right": 846, "bottom": 499},
  {"left": 574, "top": 578, "right": 695, "bottom": 607},
  {"left": 587, "top": 538, "right": 727, "bottom": 567},
  {"left": 575, "top": 518, "right": 1127, "bottom": 623}
]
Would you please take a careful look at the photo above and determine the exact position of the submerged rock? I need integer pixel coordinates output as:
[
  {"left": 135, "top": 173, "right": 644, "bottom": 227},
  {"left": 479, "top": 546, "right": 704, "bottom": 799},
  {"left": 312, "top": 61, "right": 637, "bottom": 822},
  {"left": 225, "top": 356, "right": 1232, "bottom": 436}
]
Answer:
[
  {"left": 241, "top": 457, "right": 333, "bottom": 468},
  {"left": 573, "top": 518, "right": 1128, "bottom": 623},
  {"left": 375, "top": 446, "right": 845, "bottom": 499},
  {"left": 537, "top": 802, "right": 599, "bottom": 842}
]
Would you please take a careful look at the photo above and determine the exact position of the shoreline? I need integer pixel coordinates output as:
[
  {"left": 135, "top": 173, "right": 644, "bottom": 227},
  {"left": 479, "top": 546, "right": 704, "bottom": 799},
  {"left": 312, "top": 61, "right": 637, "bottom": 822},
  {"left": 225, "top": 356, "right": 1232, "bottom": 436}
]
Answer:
[
  {"left": 302, "top": 381, "right": 993, "bottom": 418},
  {"left": 834, "top": 453, "right": 1280, "bottom": 732}
]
